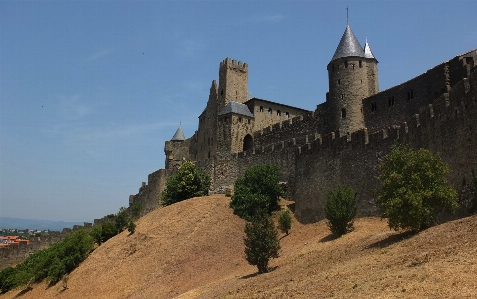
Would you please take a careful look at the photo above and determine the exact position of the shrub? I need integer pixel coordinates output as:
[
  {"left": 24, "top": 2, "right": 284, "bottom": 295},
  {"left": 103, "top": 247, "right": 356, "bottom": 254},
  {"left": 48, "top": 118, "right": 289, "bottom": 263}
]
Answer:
[
  {"left": 377, "top": 144, "right": 459, "bottom": 232},
  {"left": 127, "top": 220, "right": 136, "bottom": 235},
  {"left": 90, "top": 224, "right": 103, "bottom": 245},
  {"left": 161, "top": 161, "right": 211, "bottom": 206},
  {"left": 278, "top": 208, "right": 292, "bottom": 235},
  {"left": 244, "top": 213, "right": 280, "bottom": 274},
  {"left": 324, "top": 185, "right": 358, "bottom": 237},
  {"left": 100, "top": 222, "right": 118, "bottom": 243},
  {"left": 130, "top": 202, "right": 142, "bottom": 219},
  {"left": 115, "top": 207, "right": 128, "bottom": 233},
  {"left": 230, "top": 164, "right": 282, "bottom": 221}
]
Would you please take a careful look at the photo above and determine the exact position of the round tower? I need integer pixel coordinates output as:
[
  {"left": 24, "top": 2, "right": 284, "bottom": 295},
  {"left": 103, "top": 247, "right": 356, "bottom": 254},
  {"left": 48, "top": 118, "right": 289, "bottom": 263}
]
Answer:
[{"left": 327, "top": 24, "right": 378, "bottom": 135}]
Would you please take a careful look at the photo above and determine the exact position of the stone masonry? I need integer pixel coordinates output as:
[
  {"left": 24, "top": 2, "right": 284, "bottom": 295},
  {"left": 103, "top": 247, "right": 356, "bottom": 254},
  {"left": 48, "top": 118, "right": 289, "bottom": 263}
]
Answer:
[{"left": 128, "top": 23, "right": 477, "bottom": 223}]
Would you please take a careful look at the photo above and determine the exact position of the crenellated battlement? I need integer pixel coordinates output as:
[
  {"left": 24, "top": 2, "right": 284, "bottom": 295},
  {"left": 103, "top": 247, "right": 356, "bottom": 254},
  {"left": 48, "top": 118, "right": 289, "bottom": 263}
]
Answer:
[{"left": 220, "top": 57, "right": 248, "bottom": 72}]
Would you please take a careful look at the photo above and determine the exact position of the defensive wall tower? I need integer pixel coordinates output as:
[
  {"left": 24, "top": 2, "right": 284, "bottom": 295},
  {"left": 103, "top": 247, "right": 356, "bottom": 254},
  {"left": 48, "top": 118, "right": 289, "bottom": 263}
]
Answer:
[
  {"left": 218, "top": 58, "right": 248, "bottom": 112},
  {"left": 327, "top": 24, "right": 378, "bottom": 135}
]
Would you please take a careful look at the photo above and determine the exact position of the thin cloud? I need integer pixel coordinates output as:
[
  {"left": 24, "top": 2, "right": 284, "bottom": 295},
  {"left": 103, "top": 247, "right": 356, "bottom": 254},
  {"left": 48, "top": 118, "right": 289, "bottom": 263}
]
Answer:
[
  {"left": 58, "top": 94, "right": 94, "bottom": 121},
  {"left": 85, "top": 48, "right": 113, "bottom": 61}
]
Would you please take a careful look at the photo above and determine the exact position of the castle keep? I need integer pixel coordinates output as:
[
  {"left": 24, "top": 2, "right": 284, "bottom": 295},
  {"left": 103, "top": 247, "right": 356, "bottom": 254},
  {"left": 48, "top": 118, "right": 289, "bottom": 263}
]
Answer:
[{"left": 130, "top": 24, "right": 477, "bottom": 223}]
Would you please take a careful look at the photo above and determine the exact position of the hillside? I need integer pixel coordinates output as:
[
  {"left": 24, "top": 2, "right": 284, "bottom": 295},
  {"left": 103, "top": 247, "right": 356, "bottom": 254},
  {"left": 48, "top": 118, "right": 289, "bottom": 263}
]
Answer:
[{"left": 1, "top": 195, "right": 476, "bottom": 298}]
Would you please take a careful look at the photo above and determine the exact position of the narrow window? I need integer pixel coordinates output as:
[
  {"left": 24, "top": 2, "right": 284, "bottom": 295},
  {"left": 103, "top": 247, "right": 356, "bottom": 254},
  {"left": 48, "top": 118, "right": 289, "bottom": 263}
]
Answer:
[
  {"left": 259, "top": 106, "right": 263, "bottom": 112},
  {"left": 359, "top": 60, "right": 363, "bottom": 68},
  {"left": 277, "top": 110, "right": 281, "bottom": 116},
  {"left": 352, "top": 63, "right": 355, "bottom": 70},
  {"left": 248, "top": 119, "right": 251, "bottom": 124},
  {"left": 285, "top": 112, "right": 290, "bottom": 118},
  {"left": 238, "top": 117, "right": 242, "bottom": 123},
  {"left": 341, "top": 94, "right": 344, "bottom": 100},
  {"left": 221, "top": 89, "right": 224, "bottom": 96},
  {"left": 371, "top": 102, "right": 377, "bottom": 112},
  {"left": 268, "top": 108, "right": 272, "bottom": 114},
  {"left": 338, "top": 79, "right": 341, "bottom": 86},
  {"left": 345, "top": 61, "right": 348, "bottom": 68},
  {"left": 341, "top": 108, "right": 347, "bottom": 118}
]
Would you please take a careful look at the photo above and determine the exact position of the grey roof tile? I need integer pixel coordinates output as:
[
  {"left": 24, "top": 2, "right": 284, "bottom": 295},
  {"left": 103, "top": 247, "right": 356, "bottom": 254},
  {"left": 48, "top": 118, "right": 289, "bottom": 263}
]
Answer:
[
  {"left": 331, "top": 24, "right": 365, "bottom": 62},
  {"left": 171, "top": 125, "right": 186, "bottom": 141},
  {"left": 218, "top": 101, "right": 254, "bottom": 117},
  {"left": 363, "top": 39, "right": 376, "bottom": 60}
]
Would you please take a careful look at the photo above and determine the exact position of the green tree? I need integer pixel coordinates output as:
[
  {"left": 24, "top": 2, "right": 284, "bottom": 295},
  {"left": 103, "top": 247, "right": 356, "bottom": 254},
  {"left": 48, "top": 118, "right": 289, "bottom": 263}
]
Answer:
[
  {"left": 230, "top": 164, "right": 282, "bottom": 221},
  {"left": 377, "top": 144, "right": 459, "bottom": 232},
  {"left": 324, "top": 185, "right": 358, "bottom": 237},
  {"left": 115, "top": 207, "right": 128, "bottom": 233},
  {"left": 244, "top": 213, "right": 280, "bottom": 274},
  {"left": 160, "top": 161, "right": 211, "bottom": 206},
  {"left": 90, "top": 224, "right": 103, "bottom": 246},
  {"left": 127, "top": 220, "right": 136, "bottom": 234},
  {"left": 278, "top": 208, "right": 292, "bottom": 235},
  {"left": 130, "top": 202, "right": 142, "bottom": 219},
  {"left": 100, "top": 222, "right": 118, "bottom": 243}
]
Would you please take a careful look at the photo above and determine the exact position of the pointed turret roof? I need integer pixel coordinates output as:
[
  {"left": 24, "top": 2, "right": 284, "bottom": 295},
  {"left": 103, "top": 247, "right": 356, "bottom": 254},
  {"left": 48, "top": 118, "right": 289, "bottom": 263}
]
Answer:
[
  {"left": 331, "top": 24, "right": 365, "bottom": 62},
  {"left": 363, "top": 38, "right": 377, "bottom": 60},
  {"left": 171, "top": 125, "right": 185, "bottom": 141}
]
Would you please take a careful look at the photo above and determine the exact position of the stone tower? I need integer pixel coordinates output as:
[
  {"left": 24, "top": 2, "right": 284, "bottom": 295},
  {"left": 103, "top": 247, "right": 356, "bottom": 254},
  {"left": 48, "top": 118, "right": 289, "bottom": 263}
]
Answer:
[
  {"left": 327, "top": 24, "right": 378, "bottom": 135},
  {"left": 218, "top": 58, "right": 248, "bottom": 112}
]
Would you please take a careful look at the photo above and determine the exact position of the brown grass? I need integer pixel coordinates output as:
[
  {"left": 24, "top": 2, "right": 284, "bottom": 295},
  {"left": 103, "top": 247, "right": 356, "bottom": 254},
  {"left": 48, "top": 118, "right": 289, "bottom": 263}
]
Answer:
[{"left": 1, "top": 195, "right": 476, "bottom": 298}]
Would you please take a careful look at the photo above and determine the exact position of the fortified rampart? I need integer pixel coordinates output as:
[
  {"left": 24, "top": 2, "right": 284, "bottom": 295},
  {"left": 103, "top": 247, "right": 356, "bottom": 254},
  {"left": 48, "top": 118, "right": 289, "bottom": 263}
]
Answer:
[
  {"left": 293, "top": 67, "right": 477, "bottom": 222},
  {"left": 124, "top": 26, "right": 475, "bottom": 226}
]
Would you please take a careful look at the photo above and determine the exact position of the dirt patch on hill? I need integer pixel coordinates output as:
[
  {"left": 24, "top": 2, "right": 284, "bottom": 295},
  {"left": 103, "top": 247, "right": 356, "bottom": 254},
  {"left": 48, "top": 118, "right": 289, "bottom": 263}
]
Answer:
[{"left": 1, "top": 195, "right": 476, "bottom": 298}]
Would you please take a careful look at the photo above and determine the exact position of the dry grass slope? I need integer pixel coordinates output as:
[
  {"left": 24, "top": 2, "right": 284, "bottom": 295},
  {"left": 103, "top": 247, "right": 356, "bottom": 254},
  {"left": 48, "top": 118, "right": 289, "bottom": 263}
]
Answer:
[{"left": 1, "top": 195, "right": 476, "bottom": 299}]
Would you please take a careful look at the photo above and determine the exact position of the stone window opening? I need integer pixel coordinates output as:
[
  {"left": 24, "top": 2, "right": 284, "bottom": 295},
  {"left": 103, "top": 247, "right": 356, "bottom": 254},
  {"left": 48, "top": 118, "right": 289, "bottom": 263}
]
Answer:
[
  {"left": 221, "top": 89, "right": 224, "bottom": 96},
  {"left": 341, "top": 94, "right": 344, "bottom": 100},
  {"left": 286, "top": 112, "right": 290, "bottom": 118},
  {"left": 259, "top": 106, "right": 263, "bottom": 112},
  {"left": 341, "top": 108, "right": 347, "bottom": 118},
  {"left": 345, "top": 61, "right": 348, "bottom": 68},
  {"left": 359, "top": 60, "right": 363, "bottom": 68},
  {"left": 239, "top": 117, "right": 242, "bottom": 123},
  {"left": 407, "top": 90, "right": 414, "bottom": 101},
  {"left": 268, "top": 108, "right": 272, "bottom": 114},
  {"left": 277, "top": 110, "right": 281, "bottom": 116},
  {"left": 248, "top": 119, "right": 251, "bottom": 124},
  {"left": 352, "top": 63, "right": 355, "bottom": 70},
  {"left": 338, "top": 79, "right": 341, "bottom": 86},
  {"left": 371, "top": 102, "right": 377, "bottom": 112},
  {"left": 388, "top": 96, "right": 395, "bottom": 107}
]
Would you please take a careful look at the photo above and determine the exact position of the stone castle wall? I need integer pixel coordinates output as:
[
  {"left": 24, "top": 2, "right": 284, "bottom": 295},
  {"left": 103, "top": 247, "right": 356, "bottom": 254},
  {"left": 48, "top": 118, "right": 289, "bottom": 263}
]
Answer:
[
  {"left": 127, "top": 50, "right": 476, "bottom": 226},
  {"left": 292, "top": 68, "right": 477, "bottom": 222}
]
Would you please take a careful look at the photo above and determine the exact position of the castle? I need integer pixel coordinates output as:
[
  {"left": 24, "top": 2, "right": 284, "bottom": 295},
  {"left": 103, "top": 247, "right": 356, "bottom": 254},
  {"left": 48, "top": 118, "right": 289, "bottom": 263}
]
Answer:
[{"left": 129, "top": 24, "right": 477, "bottom": 223}]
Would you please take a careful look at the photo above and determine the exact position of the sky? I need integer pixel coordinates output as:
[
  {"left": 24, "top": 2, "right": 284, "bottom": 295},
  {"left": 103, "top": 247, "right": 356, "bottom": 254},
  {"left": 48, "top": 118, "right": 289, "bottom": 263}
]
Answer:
[{"left": 1, "top": 0, "right": 476, "bottom": 223}]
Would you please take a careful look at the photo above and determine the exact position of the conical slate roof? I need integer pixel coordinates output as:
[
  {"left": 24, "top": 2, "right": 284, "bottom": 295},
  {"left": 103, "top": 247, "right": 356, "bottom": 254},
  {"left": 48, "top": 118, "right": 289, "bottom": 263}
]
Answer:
[
  {"left": 171, "top": 125, "right": 185, "bottom": 141},
  {"left": 218, "top": 101, "right": 254, "bottom": 117},
  {"left": 331, "top": 24, "right": 365, "bottom": 62},
  {"left": 363, "top": 38, "right": 376, "bottom": 60}
]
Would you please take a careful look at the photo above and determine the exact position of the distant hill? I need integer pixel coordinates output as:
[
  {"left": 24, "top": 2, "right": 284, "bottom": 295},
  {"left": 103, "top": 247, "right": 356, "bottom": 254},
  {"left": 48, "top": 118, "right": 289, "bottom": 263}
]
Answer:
[{"left": 0, "top": 217, "right": 84, "bottom": 231}]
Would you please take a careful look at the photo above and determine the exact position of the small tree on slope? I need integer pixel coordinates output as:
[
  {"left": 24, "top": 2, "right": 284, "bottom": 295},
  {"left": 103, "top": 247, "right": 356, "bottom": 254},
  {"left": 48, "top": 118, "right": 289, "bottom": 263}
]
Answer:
[
  {"left": 161, "top": 161, "right": 211, "bottom": 206},
  {"left": 377, "top": 144, "right": 458, "bottom": 232},
  {"left": 324, "top": 185, "right": 358, "bottom": 237},
  {"left": 244, "top": 213, "right": 280, "bottom": 274}
]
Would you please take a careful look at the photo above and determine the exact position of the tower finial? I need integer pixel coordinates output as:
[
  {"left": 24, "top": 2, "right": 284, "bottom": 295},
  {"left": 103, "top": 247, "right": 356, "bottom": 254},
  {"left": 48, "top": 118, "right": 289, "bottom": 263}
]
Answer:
[{"left": 346, "top": 6, "right": 349, "bottom": 25}]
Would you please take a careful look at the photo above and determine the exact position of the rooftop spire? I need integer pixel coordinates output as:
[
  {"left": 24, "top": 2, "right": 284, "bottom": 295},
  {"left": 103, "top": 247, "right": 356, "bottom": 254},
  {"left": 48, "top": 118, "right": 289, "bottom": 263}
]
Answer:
[
  {"left": 171, "top": 124, "right": 186, "bottom": 141},
  {"left": 346, "top": 6, "right": 349, "bottom": 25},
  {"left": 363, "top": 38, "right": 377, "bottom": 60},
  {"left": 331, "top": 24, "right": 365, "bottom": 62}
]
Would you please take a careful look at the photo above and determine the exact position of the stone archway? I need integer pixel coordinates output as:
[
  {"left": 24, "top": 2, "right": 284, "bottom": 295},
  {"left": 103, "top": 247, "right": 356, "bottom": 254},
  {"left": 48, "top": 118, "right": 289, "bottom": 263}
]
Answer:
[{"left": 243, "top": 134, "right": 253, "bottom": 152}]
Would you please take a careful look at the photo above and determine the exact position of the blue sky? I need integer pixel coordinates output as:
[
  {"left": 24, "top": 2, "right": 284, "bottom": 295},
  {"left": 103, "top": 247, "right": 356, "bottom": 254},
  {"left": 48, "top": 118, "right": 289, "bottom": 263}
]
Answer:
[{"left": 1, "top": 0, "right": 476, "bottom": 222}]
